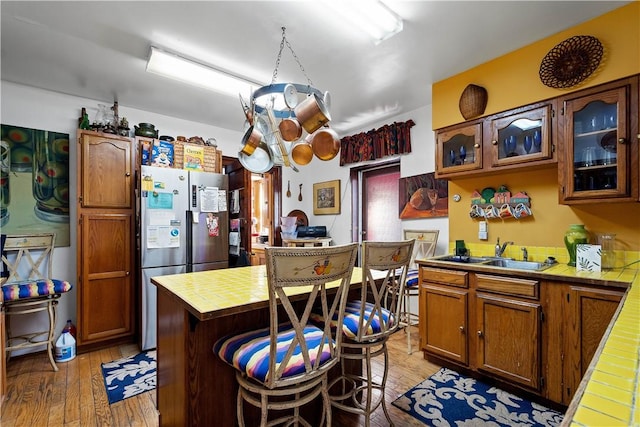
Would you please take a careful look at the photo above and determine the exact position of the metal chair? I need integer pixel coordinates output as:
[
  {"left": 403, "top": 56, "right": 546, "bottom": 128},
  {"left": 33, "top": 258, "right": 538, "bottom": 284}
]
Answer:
[
  {"left": 1, "top": 233, "right": 72, "bottom": 371},
  {"left": 214, "top": 243, "right": 358, "bottom": 426},
  {"left": 322, "top": 240, "right": 414, "bottom": 427},
  {"left": 401, "top": 230, "right": 439, "bottom": 354}
]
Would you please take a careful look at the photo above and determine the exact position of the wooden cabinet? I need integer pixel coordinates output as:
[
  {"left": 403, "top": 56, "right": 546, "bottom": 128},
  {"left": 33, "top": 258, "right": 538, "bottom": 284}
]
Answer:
[
  {"left": 76, "top": 130, "right": 135, "bottom": 349},
  {"left": 435, "top": 122, "right": 483, "bottom": 176},
  {"left": 436, "top": 102, "right": 556, "bottom": 178},
  {"left": 0, "top": 305, "right": 5, "bottom": 412},
  {"left": 475, "top": 274, "right": 541, "bottom": 390},
  {"left": 251, "top": 247, "right": 266, "bottom": 265},
  {"left": 418, "top": 262, "right": 627, "bottom": 405},
  {"left": 558, "top": 76, "right": 639, "bottom": 204},
  {"left": 488, "top": 104, "right": 554, "bottom": 168},
  {"left": 562, "top": 285, "right": 623, "bottom": 403},
  {"left": 419, "top": 267, "right": 469, "bottom": 365}
]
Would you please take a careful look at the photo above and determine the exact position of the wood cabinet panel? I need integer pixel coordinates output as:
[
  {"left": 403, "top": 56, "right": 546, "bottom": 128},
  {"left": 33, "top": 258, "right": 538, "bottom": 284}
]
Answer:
[
  {"left": 420, "top": 266, "right": 468, "bottom": 288},
  {"left": 78, "top": 213, "right": 133, "bottom": 343},
  {"left": 563, "top": 286, "right": 623, "bottom": 402},
  {"left": 476, "top": 293, "right": 541, "bottom": 390},
  {"left": 79, "top": 132, "right": 133, "bottom": 208},
  {"left": 421, "top": 284, "right": 468, "bottom": 365}
]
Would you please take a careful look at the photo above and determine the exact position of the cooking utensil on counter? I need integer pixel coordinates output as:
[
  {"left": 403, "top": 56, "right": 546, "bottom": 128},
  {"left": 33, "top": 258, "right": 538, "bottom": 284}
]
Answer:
[
  {"left": 286, "top": 180, "right": 291, "bottom": 198},
  {"left": 298, "top": 184, "right": 303, "bottom": 201}
]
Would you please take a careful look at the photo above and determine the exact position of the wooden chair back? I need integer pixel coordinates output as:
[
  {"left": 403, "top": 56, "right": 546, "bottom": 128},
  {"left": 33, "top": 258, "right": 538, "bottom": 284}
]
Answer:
[{"left": 264, "top": 243, "right": 358, "bottom": 388}]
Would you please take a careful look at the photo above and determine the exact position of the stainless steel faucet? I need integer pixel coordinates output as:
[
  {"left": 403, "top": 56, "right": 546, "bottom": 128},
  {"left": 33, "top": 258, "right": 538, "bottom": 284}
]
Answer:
[
  {"left": 495, "top": 238, "right": 514, "bottom": 257},
  {"left": 521, "top": 247, "right": 528, "bottom": 261}
]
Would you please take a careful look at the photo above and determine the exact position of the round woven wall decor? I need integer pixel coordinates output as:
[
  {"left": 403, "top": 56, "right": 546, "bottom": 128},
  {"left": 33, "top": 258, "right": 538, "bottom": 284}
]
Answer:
[{"left": 539, "top": 35, "right": 603, "bottom": 89}]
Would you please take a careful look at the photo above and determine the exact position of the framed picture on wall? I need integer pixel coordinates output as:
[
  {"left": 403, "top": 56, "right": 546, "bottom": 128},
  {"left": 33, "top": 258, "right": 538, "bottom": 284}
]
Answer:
[
  {"left": 399, "top": 172, "right": 448, "bottom": 219},
  {"left": 313, "top": 179, "right": 340, "bottom": 215}
]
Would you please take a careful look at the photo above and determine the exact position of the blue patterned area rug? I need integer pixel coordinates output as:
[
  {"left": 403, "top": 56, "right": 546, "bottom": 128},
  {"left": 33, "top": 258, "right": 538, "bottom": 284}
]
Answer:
[
  {"left": 101, "top": 350, "right": 156, "bottom": 404},
  {"left": 392, "top": 367, "right": 564, "bottom": 426}
]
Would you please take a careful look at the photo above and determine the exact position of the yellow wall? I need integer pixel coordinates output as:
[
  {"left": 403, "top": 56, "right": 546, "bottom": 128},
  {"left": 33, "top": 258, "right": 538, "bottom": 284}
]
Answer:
[
  {"left": 433, "top": 2, "right": 640, "bottom": 129},
  {"left": 433, "top": 2, "right": 640, "bottom": 253}
]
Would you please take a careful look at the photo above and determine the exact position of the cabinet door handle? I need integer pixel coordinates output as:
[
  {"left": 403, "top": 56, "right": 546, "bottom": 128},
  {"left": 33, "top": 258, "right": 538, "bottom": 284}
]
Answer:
[
  {"left": 459, "top": 325, "right": 465, "bottom": 334},
  {"left": 618, "top": 138, "right": 626, "bottom": 144},
  {"left": 474, "top": 143, "right": 480, "bottom": 148},
  {"left": 125, "top": 172, "right": 131, "bottom": 176},
  {"left": 491, "top": 140, "right": 498, "bottom": 145},
  {"left": 477, "top": 330, "right": 483, "bottom": 337}
]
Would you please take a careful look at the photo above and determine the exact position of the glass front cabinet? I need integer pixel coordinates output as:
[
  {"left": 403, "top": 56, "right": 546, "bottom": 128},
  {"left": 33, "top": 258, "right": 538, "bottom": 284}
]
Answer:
[
  {"left": 559, "top": 77, "right": 638, "bottom": 204},
  {"left": 435, "top": 122, "right": 482, "bottom": 176},
  {"left": 489, "top": 105, "right": 553, "bottom": 167}
]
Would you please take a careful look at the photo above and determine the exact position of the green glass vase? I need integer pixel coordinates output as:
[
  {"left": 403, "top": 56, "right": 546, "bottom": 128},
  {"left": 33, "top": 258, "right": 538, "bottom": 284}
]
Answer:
[{"left": 564, "top": 224, "right": 590, "bottom": 267}]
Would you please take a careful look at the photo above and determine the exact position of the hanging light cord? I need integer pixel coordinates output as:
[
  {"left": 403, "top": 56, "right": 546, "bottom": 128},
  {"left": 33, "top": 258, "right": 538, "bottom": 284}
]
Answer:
[{"left": 270, "top": 27, "right": 313, "bottom": 87}]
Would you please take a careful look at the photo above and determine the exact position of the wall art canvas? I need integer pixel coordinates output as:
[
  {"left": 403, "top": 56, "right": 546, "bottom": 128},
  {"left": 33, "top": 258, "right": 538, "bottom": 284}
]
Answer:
[
  {"left": 399, "top": 172, "right": 448, "bottom": 219},
  {"left": 1, "top": 124, "right": 70, "bottom": 246},
  {"left": 313, "top": 180, "right": 340, "bottom": 215}
]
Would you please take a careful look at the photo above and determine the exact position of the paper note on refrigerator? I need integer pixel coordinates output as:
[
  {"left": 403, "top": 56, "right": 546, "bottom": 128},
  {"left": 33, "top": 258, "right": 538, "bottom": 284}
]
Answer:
[
  {"left": 200, "top": 186, "right": 219, "bottom": 212},
  {"left": 146, "top": 225, "right": 180, "bottom": 248}
]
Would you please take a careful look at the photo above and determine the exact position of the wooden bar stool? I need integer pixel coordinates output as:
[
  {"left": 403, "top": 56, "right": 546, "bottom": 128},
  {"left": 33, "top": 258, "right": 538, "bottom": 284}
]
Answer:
[{"left": 1, "top": 233, "right": 72, "bottom": 371}]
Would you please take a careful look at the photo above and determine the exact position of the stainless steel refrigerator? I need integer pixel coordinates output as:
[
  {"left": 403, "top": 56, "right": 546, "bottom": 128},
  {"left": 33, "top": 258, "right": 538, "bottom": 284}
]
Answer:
[{"left": 139, "top": 165, "right": 228, "bottom": 351}]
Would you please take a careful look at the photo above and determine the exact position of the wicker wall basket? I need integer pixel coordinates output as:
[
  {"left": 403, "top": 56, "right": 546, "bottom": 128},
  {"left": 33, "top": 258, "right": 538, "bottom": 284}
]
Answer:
[
  {"left": 174, "top": 141, "right": 222, "bottom": 173},
  {"left": 459, "top": 84, "right": 488, "bottom": 120}
]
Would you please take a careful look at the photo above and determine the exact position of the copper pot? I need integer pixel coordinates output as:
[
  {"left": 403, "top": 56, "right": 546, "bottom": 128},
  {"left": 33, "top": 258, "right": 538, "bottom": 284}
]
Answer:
[
  {"left": 291, "top": 136, "right": 313, "bottom": 165},
  {"left": 311, "top": 127, "right": 340, "bottom": 161},
  {"left": 294, "top": 93, "right": 331, "bottom": 134},
  {"left": 240, "top": 125, "right": 263, "bottom": 156},
  {"left": 279, "top": 117, "right": 302, "bottom": 142}
]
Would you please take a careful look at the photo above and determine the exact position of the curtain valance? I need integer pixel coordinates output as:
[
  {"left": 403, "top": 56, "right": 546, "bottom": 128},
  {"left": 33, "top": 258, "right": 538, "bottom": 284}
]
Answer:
[{"left": 339, "top": 120, "right": 415, "bottom": 166}]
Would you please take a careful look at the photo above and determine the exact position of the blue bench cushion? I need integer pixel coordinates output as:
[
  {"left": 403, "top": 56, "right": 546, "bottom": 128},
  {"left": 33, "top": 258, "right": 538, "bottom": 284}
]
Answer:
[
  {"left": 214, "top": 323, "right": 333, "bottom": 383},
  {"left": 311, "top": 300, "right": 395, "bottom": 340},
  {"left": 2, "top": 279, "right": 72, "bottom": 302}
]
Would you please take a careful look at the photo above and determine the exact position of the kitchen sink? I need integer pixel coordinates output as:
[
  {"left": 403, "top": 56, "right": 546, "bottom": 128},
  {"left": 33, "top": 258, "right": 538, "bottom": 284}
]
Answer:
[
  {"left": 480, "top": 259, "right": 553, "bottom": 271},
  {"left": 430, "top": 255, "right": 555, "bottom": 271},
  {"left": 432, "top": 255, "right": 494, "bottom": 264}
]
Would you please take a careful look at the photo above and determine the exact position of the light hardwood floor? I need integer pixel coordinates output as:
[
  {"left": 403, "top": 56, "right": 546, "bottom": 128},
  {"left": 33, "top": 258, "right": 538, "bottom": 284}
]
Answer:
[{"left": 1, "top": 326, "right": 440, "bottom": 426}]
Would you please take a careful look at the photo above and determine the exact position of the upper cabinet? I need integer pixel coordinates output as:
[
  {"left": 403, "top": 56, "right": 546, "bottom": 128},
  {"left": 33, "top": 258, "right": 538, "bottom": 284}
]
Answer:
[
  {"left": 436, "top": 122, "right": 483, "bottom": 176},
  {"left": 488, "top": 105, "right": 553, "bottom": 167},
  {"left": 435, "top": 102, "right": 556, "bottom": 178},
  {"left": 558, "top": 76, "right": 639, "bottom": 204}
]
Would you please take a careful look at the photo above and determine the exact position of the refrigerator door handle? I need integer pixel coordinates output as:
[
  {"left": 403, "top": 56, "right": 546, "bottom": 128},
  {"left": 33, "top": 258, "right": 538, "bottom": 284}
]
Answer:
[
  {"left": 191, "top": 184, "right": 198, "bottom": 209},
  {"left": 186, "top": 209, "right": 193, "bottom": 269}
]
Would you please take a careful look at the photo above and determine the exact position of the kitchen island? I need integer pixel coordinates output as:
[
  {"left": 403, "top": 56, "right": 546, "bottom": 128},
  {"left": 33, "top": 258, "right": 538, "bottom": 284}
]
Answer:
[{"left": 151, "top": 265, "right": 370, "bottom": 426}]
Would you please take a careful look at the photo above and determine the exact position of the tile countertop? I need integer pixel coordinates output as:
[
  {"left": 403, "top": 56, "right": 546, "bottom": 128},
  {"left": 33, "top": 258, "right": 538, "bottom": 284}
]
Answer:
[
  {"left": 150, "top": 265, "right": 370, "bottom": 321},
  {"left": 417, "top": 258, "right": 639, "bottom": 426}
]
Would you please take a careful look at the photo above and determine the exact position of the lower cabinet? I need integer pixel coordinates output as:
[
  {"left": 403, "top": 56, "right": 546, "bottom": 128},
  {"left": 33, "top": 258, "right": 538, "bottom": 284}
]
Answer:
[
  {"left": 563, "top": 285, "right": 624, "bottom": 404},
  {"left": 419, "top": 264, "right": 625, "bottom": 405},
  {"left": 422, "top": 285, "right": 469, "bottom": 365},
  {"left": 251, "top": 247, "right": 266, "bottom": 265}
]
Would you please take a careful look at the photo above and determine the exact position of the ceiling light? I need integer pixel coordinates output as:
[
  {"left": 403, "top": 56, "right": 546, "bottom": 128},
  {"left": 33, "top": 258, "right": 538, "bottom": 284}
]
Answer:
[
  {"left": 146, "top": 47, "right": 261, "bottom": 98},
  {"left": 325, "top": 0, "right": 403, "bottom": 44}
]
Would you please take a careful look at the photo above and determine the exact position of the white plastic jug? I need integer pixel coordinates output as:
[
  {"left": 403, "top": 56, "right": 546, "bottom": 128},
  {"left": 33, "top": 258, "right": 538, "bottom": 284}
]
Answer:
[{"left": 54, "top": 331, "right": 76, "bottom": 362}]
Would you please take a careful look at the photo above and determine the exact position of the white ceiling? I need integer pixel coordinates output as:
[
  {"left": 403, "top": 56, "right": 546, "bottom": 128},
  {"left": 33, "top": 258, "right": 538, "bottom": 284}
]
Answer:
[{"left": 1, "top": 1, "right": 628, "bottom": 134}]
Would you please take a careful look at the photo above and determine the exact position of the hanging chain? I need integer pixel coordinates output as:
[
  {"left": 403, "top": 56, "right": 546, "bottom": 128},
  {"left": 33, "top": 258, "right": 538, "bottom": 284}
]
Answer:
[{"left": 270, "top": 27, "right": 313, "bottom": 86}]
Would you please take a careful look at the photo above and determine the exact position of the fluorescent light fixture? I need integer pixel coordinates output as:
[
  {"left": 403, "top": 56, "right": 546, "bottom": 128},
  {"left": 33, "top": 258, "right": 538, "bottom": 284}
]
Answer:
[
  {"left": 325, "top": 0, "right": 403, "bottom": 44},
  {"left": 146, "top": 47, "right": 261, "bottom": 98}
]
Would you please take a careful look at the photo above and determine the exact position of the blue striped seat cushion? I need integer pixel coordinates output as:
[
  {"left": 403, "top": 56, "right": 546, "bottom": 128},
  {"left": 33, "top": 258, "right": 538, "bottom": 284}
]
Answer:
[
  {"left": 311, "top": 300, "right": 395, "bottom": 340},
  {"left": 2, "top": 279, "right": 72, "bottom": 302},
  {"left": 214, "top": 323, "right": 333, "bottom": 383},
  {"left": 406, "top": 269, "right": 419, "bottom": 288}
]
